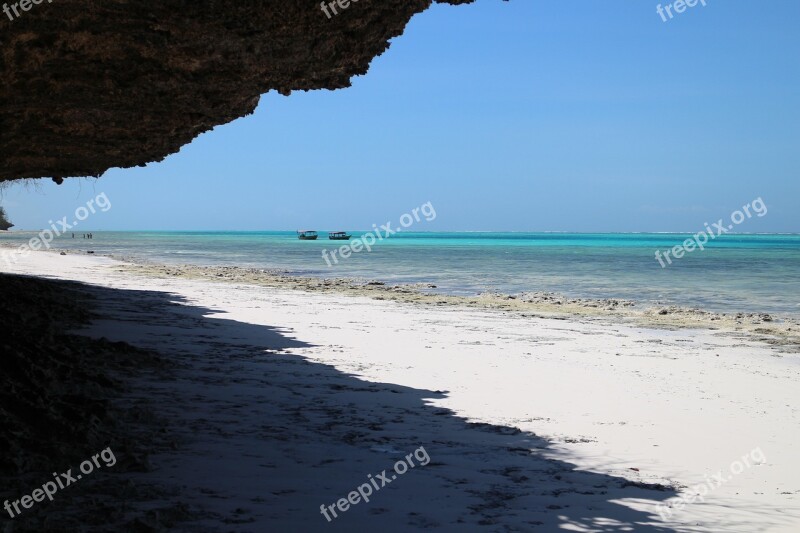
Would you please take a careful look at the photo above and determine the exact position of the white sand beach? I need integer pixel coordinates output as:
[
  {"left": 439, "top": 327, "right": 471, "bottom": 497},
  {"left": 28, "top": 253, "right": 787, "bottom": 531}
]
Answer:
[{"left": 3, "top": 248, "right": 799, "bottom": 532}]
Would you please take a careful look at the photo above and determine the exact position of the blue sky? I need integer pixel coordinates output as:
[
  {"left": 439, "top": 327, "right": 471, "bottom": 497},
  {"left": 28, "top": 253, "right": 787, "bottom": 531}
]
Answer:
[{"left": 2, "top": 0, "right": 798, "bottom": 232}]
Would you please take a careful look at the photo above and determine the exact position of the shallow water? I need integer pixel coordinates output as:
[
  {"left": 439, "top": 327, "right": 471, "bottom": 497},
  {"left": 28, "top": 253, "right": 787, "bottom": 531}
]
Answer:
[{"left": 2, "top": 231, "right": 799, "bottom": 317}]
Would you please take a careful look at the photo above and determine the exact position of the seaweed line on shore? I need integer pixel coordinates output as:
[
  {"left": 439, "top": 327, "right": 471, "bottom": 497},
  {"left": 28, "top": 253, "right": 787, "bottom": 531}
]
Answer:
[{"left": 112, "top": 258, "right": 800, "bottom": 354}]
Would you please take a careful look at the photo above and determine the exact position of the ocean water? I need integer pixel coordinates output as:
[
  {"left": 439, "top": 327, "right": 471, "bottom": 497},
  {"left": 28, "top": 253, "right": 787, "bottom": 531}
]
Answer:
[{"left": 2, "top": 231, "right": 799, "bottom": 317}]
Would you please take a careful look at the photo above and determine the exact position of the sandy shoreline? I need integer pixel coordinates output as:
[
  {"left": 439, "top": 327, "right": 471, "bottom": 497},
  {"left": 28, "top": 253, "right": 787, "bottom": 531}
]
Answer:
[
  {"left": 116, "top": 261, "right": 800, "bottom": 353},
  {"left": 2, "top": 248, "right": 800, "bottom": 531},
  {"left": 2, "top": 242, "right": 799, "bottom": 353}
]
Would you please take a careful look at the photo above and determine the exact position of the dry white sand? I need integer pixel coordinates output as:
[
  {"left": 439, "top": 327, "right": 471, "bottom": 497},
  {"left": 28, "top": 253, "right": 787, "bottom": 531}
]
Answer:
[{"left": 2, "top": 248, "right": 799, "bottom": 532}]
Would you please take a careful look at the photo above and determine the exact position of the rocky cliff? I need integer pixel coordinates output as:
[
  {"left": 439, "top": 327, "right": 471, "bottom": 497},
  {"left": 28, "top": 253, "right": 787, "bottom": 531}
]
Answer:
[{"left": 0, "top": 0, "right": 476, "bottom": 184}]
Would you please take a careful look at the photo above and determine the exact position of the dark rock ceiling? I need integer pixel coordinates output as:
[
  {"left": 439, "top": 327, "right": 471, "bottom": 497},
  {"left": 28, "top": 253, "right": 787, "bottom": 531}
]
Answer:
[{"left": 0, "top": 0, "right": 477, "bottom": 184}]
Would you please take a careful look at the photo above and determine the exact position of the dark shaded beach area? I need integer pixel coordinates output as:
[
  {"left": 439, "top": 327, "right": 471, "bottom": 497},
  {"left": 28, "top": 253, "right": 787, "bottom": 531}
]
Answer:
[
  {"left": 0, "top": 267, "right": 685, "bottom": 531},
  {"left": 0, "top": 274, "right": 177, "bottom": 530}
]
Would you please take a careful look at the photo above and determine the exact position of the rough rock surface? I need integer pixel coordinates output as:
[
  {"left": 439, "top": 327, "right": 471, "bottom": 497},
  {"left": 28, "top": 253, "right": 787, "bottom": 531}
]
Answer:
[{"left": 0, "top": 0, "right": 475, "bottom": 183}]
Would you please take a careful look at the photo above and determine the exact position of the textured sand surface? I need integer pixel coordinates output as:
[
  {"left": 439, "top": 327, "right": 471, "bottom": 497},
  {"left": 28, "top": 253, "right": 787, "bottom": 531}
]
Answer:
[{"left": 2, "top": 249, "right": 799, "bottom": 532}]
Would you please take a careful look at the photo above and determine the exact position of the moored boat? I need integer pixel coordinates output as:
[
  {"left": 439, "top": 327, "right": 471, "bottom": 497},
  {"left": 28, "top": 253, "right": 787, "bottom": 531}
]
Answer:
[
  {"left": 328, "top": 231, "right": 352, "bottom": 241},
  {"left": 297, "top": 230, "right": 318, "bottom": 240}
]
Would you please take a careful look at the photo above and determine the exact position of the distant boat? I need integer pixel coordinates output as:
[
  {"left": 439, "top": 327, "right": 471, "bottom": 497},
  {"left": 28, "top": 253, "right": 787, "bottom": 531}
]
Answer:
[
  {"left": 297, "top": 230, "right": 318, "bottom": 240},
  {"left": 328, "top": 231, "right": 352, "bottom": 241}
]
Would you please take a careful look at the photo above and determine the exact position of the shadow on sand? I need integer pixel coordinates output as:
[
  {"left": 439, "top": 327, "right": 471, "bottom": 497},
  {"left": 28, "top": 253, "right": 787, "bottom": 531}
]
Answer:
[{"left": 5, "top": 277, "right": 685, "bottom": 532}]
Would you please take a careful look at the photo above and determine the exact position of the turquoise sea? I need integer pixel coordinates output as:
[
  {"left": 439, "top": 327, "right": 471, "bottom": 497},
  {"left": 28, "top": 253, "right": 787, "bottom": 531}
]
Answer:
[{"left": 2, "top": 231, "right": 799, "bottom": 318}]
